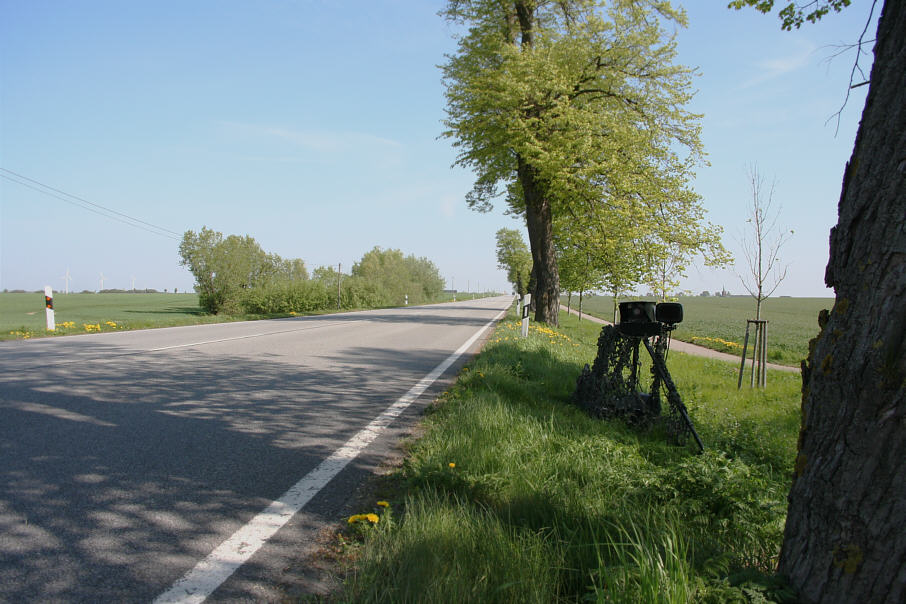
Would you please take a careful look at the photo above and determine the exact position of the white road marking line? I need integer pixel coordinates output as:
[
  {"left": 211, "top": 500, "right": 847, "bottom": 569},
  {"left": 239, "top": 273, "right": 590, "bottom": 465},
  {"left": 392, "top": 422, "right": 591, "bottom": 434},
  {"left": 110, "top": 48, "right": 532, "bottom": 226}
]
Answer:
[{"left": 153, "top": 307, "right": 507, "bottom": 604}]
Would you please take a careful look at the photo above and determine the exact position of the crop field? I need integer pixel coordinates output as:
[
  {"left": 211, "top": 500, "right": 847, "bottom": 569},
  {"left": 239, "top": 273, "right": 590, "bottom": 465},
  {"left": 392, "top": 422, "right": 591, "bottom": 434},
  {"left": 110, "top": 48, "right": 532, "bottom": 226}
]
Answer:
[
  {"left": 563, "top": 294, "right": 834, "bottom": 367},
  {"left": 0, "top": 292, "right": 213, "bottom": 339}
]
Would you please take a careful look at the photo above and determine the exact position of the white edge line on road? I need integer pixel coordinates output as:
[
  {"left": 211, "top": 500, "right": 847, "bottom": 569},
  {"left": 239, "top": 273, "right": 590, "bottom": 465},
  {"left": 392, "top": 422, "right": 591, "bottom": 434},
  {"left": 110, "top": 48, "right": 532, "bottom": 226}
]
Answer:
[{"left": 153, "top": 306, "right": 508, "bottom": 604}]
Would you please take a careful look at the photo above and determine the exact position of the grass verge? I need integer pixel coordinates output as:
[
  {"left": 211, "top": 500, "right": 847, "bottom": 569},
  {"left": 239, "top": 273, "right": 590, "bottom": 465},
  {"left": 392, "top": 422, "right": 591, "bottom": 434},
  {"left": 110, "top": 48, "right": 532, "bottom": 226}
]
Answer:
[{"left": 338, "top": 308, "right": 800, "bottom": 602}]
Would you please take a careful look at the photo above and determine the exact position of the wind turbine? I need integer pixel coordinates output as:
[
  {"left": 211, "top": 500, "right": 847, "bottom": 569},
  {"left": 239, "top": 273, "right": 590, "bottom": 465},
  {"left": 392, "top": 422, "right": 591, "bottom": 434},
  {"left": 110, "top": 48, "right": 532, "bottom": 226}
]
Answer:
[
  {"left": 131, "top": 276, "right": 136, "bottom": 292},
  {"left": 61, "top": 268, "right": 71, "bottom": 294},
  {"left": 99, "top": 272, "right": 105, "bottom": 292}
]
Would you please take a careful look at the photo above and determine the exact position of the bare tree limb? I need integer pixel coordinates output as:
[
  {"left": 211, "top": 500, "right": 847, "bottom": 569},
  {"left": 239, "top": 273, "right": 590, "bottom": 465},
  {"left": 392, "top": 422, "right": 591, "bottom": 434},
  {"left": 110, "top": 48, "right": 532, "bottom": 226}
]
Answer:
[{"left": 825, "top": 0, "right": 879, "bottom": 135}]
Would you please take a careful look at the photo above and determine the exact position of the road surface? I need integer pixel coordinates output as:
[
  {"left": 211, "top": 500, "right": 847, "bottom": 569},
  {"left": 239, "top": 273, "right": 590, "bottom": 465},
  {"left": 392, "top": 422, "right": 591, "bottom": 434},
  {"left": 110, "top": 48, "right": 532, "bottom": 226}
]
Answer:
[{"left": 0, "top": 296, "right": 512, "bottom": 602}]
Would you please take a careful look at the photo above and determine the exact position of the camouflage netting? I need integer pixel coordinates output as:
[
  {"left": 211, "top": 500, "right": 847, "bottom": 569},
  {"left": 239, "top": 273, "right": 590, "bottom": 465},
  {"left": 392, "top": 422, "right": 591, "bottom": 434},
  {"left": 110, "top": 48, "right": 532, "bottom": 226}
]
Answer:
[{"left": 573, "top": 325, "right": 699, "bottom": 448}]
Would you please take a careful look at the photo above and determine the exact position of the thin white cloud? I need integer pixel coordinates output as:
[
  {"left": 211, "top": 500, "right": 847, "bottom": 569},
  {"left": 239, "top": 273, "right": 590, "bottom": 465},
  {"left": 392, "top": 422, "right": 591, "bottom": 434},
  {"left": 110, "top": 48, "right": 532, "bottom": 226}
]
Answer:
[
  {"left": 739, "top": 41, "right": 817, "bottom": 89},
  {"left": 219, "top": 121, "right": 403, "bottom": 153}
]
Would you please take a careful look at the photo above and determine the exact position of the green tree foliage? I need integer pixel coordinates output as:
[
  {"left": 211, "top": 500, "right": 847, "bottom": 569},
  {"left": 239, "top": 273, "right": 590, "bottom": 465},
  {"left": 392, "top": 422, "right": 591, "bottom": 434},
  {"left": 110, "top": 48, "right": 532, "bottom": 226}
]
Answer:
[
  {"left": 495, "top": 228, "right": 532, "bottom": 296},
  {"left": 180, "top": 228, "right": 269, "bottom": 313},
  {"left": 728, "top": 0, "right": 852, "bottom": 30},
  {"left": 312, "top": 264, "right": 341, "bottom": 283},
  {"left": 180, "top": 232, "right": 447, "bottom": 315},
  {"left": 279, "top": 257, "right": 310, "bottom": 282},
  {"left": 442, "top": 0, "right": 727, "bottom": 324},
  {"left": 179, "top": 227, "right": 309, "bottom": 314},
  {"left": 352, "top": 247, "right": 446, "bottom": 306}
]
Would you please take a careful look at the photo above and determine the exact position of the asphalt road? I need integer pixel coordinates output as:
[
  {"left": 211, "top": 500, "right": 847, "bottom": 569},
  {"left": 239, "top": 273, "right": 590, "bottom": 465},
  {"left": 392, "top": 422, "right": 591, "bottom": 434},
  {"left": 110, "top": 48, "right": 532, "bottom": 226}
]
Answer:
[{"left": 0, "top": 296, "right": 512, "bottom": 602}]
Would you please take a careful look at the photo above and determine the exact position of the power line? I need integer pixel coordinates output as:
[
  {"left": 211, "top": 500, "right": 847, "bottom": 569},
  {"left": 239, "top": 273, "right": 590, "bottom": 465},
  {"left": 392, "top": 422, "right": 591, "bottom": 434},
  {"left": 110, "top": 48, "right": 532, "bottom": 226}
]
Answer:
[
  {"left": 2, "top": 175, "right": 182, "bottom": 240},
  {"left": 0, "top": 168, "right": 183, "bottom": 240}
]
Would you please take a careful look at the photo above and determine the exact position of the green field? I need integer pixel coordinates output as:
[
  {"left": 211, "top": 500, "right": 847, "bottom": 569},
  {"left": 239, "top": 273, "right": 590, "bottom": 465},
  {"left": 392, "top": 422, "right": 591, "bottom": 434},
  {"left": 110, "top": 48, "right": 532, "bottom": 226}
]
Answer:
[
  {"left": 564, "top": 295, "right": 833, "bottom": 367},
  {"left": 0, "top": 292, "right": 219, "bottom": 339}
]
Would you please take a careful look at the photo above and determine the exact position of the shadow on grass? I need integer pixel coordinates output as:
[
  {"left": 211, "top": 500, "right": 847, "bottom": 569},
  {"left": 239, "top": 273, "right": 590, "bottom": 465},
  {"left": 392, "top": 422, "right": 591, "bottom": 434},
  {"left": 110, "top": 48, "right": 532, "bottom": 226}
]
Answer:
[{"left": 122, "top": 306, "right": 208, "bottom": 316}]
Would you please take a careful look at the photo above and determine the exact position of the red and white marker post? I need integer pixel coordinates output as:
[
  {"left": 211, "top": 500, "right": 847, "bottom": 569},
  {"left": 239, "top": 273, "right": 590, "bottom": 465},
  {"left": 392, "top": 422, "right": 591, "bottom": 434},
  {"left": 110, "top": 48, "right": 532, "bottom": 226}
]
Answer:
[
  {"left": 520, "top": 293, "right": 531, "bottom": 337},
  {"left": 44, "top": 285, "right": 55, "bottom": 331}
]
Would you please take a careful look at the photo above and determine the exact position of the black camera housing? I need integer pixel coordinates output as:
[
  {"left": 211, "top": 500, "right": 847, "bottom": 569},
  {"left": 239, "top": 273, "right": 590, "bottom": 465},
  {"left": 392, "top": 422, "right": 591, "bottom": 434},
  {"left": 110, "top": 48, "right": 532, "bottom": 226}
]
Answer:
[
  {"left": 618, "top": 301, "right": 683, "bottom": 337},
  {"left": 656, "top": 302, "right": 683, "bottom": 325}
]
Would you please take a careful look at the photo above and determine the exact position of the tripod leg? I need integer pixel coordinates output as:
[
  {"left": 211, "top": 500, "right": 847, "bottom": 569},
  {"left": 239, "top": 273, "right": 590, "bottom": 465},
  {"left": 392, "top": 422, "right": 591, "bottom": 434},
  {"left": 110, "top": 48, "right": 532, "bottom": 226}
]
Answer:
[
  {"left": 642, "top": 339, "right": 704, "bottom": 453},
  {"left": 630, "top": 339, "right": 640, "bottom": 390}
]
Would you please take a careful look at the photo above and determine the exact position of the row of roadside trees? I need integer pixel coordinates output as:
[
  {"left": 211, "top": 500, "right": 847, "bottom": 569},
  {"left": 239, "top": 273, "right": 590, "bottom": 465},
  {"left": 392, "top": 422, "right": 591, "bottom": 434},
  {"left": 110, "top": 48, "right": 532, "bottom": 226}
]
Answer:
[{"left": 178, "top": 227, "right": 445, "bottom": 314}]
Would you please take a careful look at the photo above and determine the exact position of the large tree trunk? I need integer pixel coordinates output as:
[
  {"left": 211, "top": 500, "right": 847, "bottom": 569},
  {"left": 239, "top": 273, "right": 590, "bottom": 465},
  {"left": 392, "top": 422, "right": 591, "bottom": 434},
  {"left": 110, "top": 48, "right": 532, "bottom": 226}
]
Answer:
[
  {"left": 512, "top": 1, "right": 560, "bottom": 326},
  {"left": 778, "top": 2, "right": 905, "bottom": 602},
  {"left": 519, "top": 156, "right": 560, "bottom": 325}
]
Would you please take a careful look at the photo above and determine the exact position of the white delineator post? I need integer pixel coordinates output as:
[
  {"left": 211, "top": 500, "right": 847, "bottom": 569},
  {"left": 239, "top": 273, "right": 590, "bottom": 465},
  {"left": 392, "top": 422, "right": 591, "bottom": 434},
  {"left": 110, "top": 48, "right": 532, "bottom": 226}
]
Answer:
[
  {"left": 521, "top": 293, "right": 531, "bottom": 337},
  {"left": 44, "top": 286, "right": 55, "bottom": 331}
]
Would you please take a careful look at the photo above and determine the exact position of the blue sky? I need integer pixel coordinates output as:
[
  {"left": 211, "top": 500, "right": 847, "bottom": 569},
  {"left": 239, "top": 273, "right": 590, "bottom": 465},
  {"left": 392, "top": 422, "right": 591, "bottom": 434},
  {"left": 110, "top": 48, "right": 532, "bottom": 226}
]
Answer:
[{"left": 0, "top": 0, "right": 878, "bottom": 297}]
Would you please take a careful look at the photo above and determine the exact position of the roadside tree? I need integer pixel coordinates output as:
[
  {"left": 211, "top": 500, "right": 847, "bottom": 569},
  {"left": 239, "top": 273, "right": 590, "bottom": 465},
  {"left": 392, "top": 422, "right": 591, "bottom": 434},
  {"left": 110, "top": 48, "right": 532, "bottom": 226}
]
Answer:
[
  {"left": 441, "top": 0, "right": 715, "bottom": 325},
  {"left": 495, "top": 228, "right": 532, "bottom": 296},
  {"left": 733, "top": 1, "right": 905, "bottom": 601},
  {"left": 179, "top": 227, "right": 307, "bottom": 314},
  {"left": 352, "top": 247, "right": 445, "bottom": 305},
  {"left": 736, "top": 165, "right": 792, "bottom": 320},
  {"left": 179, "top": 228, "right": 270, "bottom": 314}
]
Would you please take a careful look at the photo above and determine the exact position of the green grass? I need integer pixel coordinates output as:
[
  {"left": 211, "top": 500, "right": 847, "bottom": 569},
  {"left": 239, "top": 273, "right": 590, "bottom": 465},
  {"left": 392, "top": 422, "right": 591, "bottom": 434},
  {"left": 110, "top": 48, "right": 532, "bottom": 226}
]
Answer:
[
  {"left": 340, "top": 309, "right": 801, "bottom": 603},
  {"left": 564, "top": 294, "right": 833, "bottom": 367},
  {"left": 0, "top": 292, "right": 253, "bottom": 339}
]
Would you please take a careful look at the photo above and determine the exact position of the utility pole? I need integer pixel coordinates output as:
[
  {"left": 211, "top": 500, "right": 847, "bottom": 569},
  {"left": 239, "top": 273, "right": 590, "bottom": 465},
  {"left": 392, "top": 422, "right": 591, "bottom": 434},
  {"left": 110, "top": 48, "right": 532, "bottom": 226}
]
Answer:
[{"left": 337, "top": 263, "right": 342, "bottom": 311}]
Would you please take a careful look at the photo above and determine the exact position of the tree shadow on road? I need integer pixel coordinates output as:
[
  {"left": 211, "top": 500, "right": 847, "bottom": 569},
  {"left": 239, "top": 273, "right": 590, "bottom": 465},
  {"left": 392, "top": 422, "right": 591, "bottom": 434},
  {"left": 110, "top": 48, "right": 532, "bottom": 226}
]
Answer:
[{"left": 0, "top": 334, "right": 473, "bottom": 602}]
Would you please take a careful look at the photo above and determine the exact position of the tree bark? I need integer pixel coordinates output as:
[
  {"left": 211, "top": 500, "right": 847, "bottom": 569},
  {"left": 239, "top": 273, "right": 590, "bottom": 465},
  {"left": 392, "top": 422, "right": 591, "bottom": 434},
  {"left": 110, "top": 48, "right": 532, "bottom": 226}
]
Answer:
[
  {"left": 778, "top": 2, "right": 906, "bottom": 602},
  {"left": 511, "top": 1, "right": 560, "bottom": 326},
  {"left": 519, "top": 156, "right": 561, "bottom": 325}
]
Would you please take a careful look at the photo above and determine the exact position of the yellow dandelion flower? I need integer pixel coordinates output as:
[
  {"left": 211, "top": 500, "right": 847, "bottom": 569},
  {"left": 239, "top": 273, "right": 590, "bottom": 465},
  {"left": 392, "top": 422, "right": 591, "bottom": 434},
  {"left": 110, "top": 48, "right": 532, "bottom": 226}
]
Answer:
[
  {"left": 448, "top": 462, "right": 456, "bottom": 469},
  {"left": 365, "top": 513, "right": 379, "bottom": 524},
  {"left": 377, "top": 501, "right": 389, "bottom": 508}
]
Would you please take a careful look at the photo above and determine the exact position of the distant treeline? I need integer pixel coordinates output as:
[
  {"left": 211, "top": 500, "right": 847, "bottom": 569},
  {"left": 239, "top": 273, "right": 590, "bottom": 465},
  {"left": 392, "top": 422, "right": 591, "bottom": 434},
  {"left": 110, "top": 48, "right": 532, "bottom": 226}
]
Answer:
[{"left": 179, "top": 227, "right": 446, "bottom": 315}]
